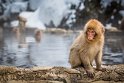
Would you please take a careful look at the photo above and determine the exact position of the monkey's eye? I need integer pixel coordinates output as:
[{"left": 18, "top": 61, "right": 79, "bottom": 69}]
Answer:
[
  {"left": 87, "top": 29, "right": 95, "bottom": 34},
  {"left": 91, "top": 30, "right": 95, "bottom": 33}
]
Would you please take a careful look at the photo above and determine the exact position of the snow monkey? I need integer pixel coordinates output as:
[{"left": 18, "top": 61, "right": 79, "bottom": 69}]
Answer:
[{"left": 69, "top": 19, "right": 105, "bottom": 78}]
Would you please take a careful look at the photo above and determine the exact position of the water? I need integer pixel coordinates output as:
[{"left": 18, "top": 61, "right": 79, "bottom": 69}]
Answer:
[
  {"left": 104, "top": 32, "right": 124, "bottom": 64},
  {"left": 0, "top": 28, "right": 124, "bottom": 68}
]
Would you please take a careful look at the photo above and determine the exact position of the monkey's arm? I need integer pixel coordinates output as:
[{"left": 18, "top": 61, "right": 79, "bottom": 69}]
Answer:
[{"left": 95, "top": 50, "right": 106, "bottom": 71}]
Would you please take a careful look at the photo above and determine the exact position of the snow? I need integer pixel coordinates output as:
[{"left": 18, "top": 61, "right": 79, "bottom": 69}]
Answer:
[
  {"left": 11, "top": 8, "right": 46, "bottom": 30},
  {"left": 70, "top": 14, "right": 76, "bottom": 18},
  {"left": 19, "top": 12, "right": 33, "bottom": 19},
  {"left": 118, "top": 20, "right": 121, "bottom": 24},
  {"left": 8, "top": 0, "right": 123, "bottom": 30},
  {"left": 9, "top": 0, "right": 81, "bottom": 28},
  {"left": 4, "top": 1, "right": 28, "bottom": 17},
  {"left": 35, "top": 0, "right": 80, "bottom": 27},
  {"left": 111, "top": 15, "right": 114, "bottom": 19},
  {"left": 10, "top": 2, "right": 28, "bottom": 13},
  {"left": 12, "top": 0, "right": 82, "bottom": 29},
  {"left": 29, "top": 0, "right": 41, "bottom": 10},
  {"left": 4, "top": 5, "right": 11, "bottom": 17},
  {"left": 72, "top": 19, "right": 76, "bottom": 22},
  {"left": 2, "top": 0, "right": 123, "bottom": 29},
  {"left": 38, "top": 0, "right": 68, "bottom": 27},
  {"left": 79, "top": 3, "right": 85, "bottom": 10},
  {"left": 66, "top": 0, "right": 80, "bottom": 6},
  {"left": 10, "top": 20, "right": 19, "bottom": 27},
  {"left": 105, "top": 23, "right": 112, "bottom": 29},
  {"left": 66, "top": 19, "right": 73, "bottom": 24},
  {"left": 19, "top": 8, "right": 46, "bottom": 30},
  {"left": 71, "top": 10, "right": 76, "bottom": 14},
  {"left": 101, "top": 0, "right": 112, "bottom": 8}
]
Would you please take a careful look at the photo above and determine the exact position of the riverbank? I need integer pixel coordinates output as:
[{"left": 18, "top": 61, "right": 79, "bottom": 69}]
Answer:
[
  {"left": 0, "top": 64, "right": 124, "bottom": 83},
  {"left": 43, "top": 27, "right": 124, "bottom": 34}
]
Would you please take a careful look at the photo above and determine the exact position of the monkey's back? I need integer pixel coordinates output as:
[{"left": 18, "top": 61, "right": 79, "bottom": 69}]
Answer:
[{"left": 70, "top": 33, "right": 85, "bottom": 50}]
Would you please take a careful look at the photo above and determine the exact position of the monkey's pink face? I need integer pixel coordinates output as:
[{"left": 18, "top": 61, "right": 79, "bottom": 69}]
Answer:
[{"left": 86, "top": 29, "right": 96, "bottom": 41}]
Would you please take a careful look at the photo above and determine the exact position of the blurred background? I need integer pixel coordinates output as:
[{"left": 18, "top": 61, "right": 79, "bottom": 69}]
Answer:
[{"left": 0, "top": 0, "right": 124, "bottom": 68}]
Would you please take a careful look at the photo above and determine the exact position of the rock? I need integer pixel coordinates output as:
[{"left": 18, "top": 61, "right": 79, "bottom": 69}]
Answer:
[
  {"left": 106, "top": 27, "right": 121, "bottom": 32},
  {"left": 0, "top": 65, "right": 124, "bottom": 83},
  {"left": 44, "top": 28, "right": 73, "bottom": 34}
]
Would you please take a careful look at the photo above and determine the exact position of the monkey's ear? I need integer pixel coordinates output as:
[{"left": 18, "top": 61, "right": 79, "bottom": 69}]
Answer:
[{"left": 101, "top": 27, "right": 105, "bottom": 33}]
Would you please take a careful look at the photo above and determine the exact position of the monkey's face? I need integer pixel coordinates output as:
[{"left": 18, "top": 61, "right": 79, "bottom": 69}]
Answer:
[
  {"left": 84, "top": 19, "right": 105, "bottom": 42},
  {"left": 86, "top": 28, "right": 96, "bottom": 41}
]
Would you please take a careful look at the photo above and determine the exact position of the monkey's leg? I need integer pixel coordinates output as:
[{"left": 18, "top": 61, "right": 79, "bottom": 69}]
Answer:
[
  {"left": 69, "top": 49, "right": 81, "bottom": 68},
  {"left": 80, "top": 56, "right": 95, "bottom": 78}
]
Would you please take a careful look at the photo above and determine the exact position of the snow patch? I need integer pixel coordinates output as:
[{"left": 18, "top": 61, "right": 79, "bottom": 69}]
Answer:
[
  {"left": 18, "top": 8, "right": 46, "bottom": 30},
  {"left": 111, "top": 15, "right": 114, "bottom": 19},
  {"left": 36, "top": 0, "right": 80, "bottom": 27},
  {"left": 105, "top": 23, "right": 112, "bottom": 29},
  {"left": 10, "top": 20, "right": 19, "bottom": 27},
  {"left": 101, "top": 0, "right": 112, "bottom": 8},
  {"left": 38, "top": 0, "right": 68, "bottom": 26},
  {"left": 79, "top": 3, "right": 85, "bottom": 10}
]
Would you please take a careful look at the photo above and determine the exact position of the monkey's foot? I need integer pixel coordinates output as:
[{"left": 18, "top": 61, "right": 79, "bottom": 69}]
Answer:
[
  {"left": 96, "top": 67, "right": 106, "bottom": 72},
  {"left": 86, "top": 69, "right": 95, "bottom": 78}
]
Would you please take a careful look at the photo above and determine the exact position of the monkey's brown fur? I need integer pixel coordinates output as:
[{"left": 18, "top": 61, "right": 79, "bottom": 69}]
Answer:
[{"left": 69, "top": 19, "right": 105, "bottom": 77}]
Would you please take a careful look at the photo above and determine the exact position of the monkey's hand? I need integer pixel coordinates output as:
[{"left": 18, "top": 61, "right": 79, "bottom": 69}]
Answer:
[{"left": 86, "top": 69, "right": 95, "bottom": 78}]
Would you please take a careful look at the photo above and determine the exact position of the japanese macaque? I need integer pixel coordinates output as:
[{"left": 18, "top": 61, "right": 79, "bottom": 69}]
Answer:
[
  {"left": 18, "top": 16, "right": 27, "bottom": 30},
  {"left": 69, "top": 19, "right": 105, "bottom": 77},
  {"left": 35, "top": 29, "right": 42, "bottom": 43},
  {"left": 12, "top": 16, "right": 27, "bottom": 33}
]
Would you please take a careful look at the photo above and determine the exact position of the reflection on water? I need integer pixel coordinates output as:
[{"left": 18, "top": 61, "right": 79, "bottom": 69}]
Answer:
[{"left": 0, "top": 28, "right": 124, "bottom": 68}]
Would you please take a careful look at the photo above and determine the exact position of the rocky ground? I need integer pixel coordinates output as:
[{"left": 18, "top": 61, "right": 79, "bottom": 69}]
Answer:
[{"left": 0, "top": 64, "right": 124, "bottom": 83}]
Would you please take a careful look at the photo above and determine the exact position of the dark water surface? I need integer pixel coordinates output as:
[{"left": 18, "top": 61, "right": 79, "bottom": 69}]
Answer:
[{"left": 0, "top": 28, "right": 124, "bottom": 68}]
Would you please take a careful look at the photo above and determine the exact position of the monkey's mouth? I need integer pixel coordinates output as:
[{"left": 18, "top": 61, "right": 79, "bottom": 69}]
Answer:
[
  {"left": 88, "top": 36, "right": 94, "bottom": 40},
  {"left": 87, "top": 34, "right": 97, "bottom": 41}
]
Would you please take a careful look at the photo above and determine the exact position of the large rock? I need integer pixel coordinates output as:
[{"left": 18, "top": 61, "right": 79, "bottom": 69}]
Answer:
[{"left": 0, "top": 65, "right": 124, "bottom": 83}]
